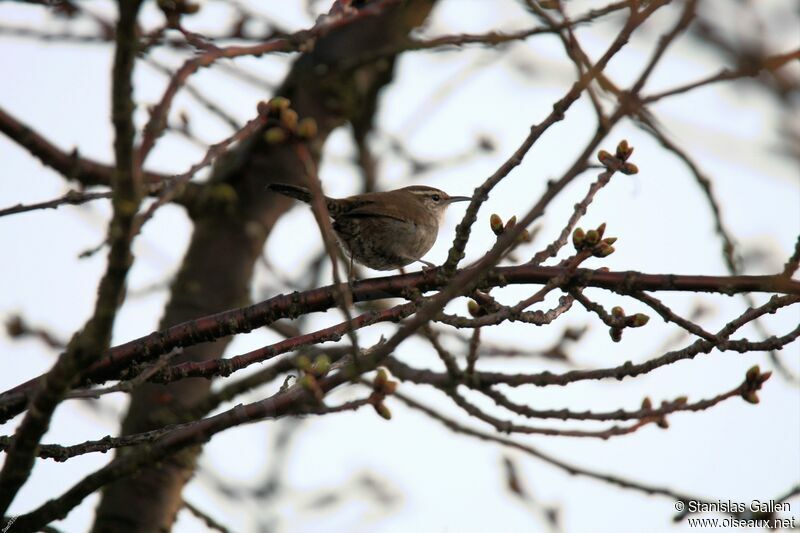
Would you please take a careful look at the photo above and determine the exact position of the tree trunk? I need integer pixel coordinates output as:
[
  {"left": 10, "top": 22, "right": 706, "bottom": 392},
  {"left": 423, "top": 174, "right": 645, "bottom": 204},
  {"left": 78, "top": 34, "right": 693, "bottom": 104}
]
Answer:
[{"left": 91, "top": 2, "right": 436, "bottom": 531}]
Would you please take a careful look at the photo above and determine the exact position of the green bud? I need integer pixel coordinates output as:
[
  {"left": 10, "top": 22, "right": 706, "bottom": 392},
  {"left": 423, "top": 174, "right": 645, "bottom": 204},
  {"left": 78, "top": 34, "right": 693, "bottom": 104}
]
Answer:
[
  {"left": 373, "top": 402, "right": 392, "bottom": 420},
  {"left": 299, "top": 374, "right": 316, "bottom": 391},
  {"left": 467, "top": 300, "right": 482, "bottom": 318},
  {"left": 264, "top": 127, "right": 287, "bottom": 144},
  {"left": 594, "top": 243, "right": 615, "bottom": 257},
  {"left": 300, "top": 374, "right": 324, "bottom": 401},
  {"left": 269, "top": 96, "right": 291, "bottom": 112},
  {"left": 490, "top": 214, "right": 504, "bottom": 236},
  {"left": 311, "top": 354, "right": 331, "bottom": 376},
  {"left": 585, "top": 229, "right": 600, "bottom": 246},
  {"left": 295, "top": 355, "right": 312, "bottom": 371},
  {"left": 572, "top": 227, "right": 585, "bottom": 249},
  {"left": 280, "top": 108, "right": 298, "bottom": 130},
  {"left": 297, "top": 117, "right": 318, "bottom": 139},
  {"left": 375, "top": 368, "right": 388, "bottom": 388}
]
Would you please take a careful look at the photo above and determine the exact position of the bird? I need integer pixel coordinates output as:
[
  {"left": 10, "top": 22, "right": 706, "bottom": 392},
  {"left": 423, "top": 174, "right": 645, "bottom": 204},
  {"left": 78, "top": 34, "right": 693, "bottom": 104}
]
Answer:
[{"left": 268, "top": 183, "right": 470, "bottom": 271}]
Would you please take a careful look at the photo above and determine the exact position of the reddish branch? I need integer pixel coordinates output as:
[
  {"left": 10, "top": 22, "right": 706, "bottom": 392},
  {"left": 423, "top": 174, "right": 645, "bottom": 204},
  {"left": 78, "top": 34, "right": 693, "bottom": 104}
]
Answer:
[
  {"left": 480, "top": 381, "right": 742, "bottom": 422},
  {"left": 136, "top": 0, "right": 404, "bottom": 167},
  {"left": 145, "top": 302, "right": 416, "bottom": 383},
  {"left": 385, "top": 294, "right": 799, "bottom": 389},
  {"left": 0, "top": 264, "right": 797, "bottom": 422},
  {"left": 447, "top": 366, "right": 770, "bottom": 438},
  {"left": 5, "top": 347, "right": 378, "bottom": 531}
]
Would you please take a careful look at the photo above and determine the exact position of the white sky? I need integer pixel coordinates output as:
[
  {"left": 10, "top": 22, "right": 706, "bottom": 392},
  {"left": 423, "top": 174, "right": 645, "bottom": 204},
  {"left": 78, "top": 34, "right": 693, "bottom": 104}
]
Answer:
[{"left": 1, "top": 1, "right": 798, "bottom": 532}]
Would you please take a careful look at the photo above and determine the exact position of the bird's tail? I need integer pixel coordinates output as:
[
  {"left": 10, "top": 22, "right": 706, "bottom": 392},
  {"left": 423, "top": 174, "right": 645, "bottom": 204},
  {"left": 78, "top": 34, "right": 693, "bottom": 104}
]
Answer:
[{"left": 267, "top": 183, "right": 312, "bottom": 203}]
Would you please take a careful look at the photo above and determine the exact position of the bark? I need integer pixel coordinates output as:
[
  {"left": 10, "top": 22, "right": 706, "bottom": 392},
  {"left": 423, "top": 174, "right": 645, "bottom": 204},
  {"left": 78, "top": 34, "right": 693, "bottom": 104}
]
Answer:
[{"left": 91, "top": 2, "right": 435, "bottom": 531}]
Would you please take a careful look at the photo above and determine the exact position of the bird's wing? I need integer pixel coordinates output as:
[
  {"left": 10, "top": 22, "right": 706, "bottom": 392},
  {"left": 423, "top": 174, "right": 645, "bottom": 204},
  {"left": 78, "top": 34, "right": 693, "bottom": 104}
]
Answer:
[{"left": 340, "top": 200, "right": 408, "bottom": 223}]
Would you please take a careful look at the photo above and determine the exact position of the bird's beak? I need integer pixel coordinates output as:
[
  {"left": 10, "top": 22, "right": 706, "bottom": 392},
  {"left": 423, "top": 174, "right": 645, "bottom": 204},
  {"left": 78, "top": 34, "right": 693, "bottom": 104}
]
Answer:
[{"left": 447, "top": 196, "right": 471, "bottom": 204}]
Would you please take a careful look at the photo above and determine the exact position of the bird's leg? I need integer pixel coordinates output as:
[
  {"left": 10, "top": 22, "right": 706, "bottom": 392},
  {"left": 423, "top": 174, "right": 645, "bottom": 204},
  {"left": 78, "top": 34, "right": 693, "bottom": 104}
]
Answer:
[
  {"left": 415, "top": 259, "right": 438, "bottom": 274},
  {"left": 347, "top": 254, "right": 355, "bottom": 287},
  {"left": 399, "top": 258, "right": 436, "bottom": 273}
]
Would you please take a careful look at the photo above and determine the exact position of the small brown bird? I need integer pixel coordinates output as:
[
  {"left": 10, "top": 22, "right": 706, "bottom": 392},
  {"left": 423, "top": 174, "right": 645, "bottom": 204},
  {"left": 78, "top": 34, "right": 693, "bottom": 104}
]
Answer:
[{"left": 268, "top": 183, "right": 470, "bottom": 271}]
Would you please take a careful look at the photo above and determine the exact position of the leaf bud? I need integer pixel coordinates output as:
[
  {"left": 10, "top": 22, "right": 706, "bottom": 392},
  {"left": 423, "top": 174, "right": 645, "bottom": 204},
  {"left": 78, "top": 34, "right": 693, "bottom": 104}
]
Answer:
[
  {"left": 621, "top": 162, "right": 639, "bottom": 175},
  {"left": 264, "top": 127, "right": 287, "bottom": 144},
  {"left": 311, "top": 354, "right": 331, "bottom": 376},
  {"left": 268, "top": 96, "right": 291, "bottom": 112},
  {"left": 742, "top": 391, "right": 760, "bottom": 404},
  {"left": 627, "top": 313, "right": 650, "bottom": 328},
  {"left": 297, "top": 117, "right": 318, "bottom": 139},
  {"left": 373, "top": 401, "right": 392, "bottom": 420},
  {"left": 597, "top": 150, "right": 614, "bottom": 166},
  {"left": 490, "top": 214, "right": 504, "bottom": 236},
  {"left": 616, "top": 139, "right": 633, "bottom": 160},
  {"left": 572, "top": 227, "right": 585, "bottom": 248},
  {"left": 593, "top": 243, "right": 615, "bottom": 257},
  {"left": 280, "top": 108, "right": 298, "bottom": 130}
]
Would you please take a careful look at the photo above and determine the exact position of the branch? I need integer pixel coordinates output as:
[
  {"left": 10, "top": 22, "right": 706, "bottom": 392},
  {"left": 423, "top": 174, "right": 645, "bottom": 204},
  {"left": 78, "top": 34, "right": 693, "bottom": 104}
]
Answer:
[
  {"left": 5, "top": 349, "right": 381, "bottom": 531},
  {"left": 0, "top": 0, "right": 145, "bottom": 515},
  {"left": 0, "top": 190, "right": 111, "bottom": 218},
  {"left": 0, "top": 105, "right": 167, "bottom": 188},
  {"left": 130, "top": 107, "right": 271, "bottom": 236},
  {"left": 641, "top": 48, "right": 800, "bottom": 104},
  {"left": 136, "top": 0, "right": 406, "bottom": 167},
  {"left": 386, "top": 294, "right": 799, "bottom": 389},
  {"left": 392, "top": 389, "right": 704, "bottom": 503},
  {"left": 1, "top": 264, "right": 797, "bottom": 422},
  {"left": 480, "top": 378, "right": 747, "bottom": 422},
  {"left": 441, "top": 0, "right": 671, "bottom": 276},
  {"left": 338, "top": 0, "right": 634, "bottom": 69},
  {"left": 143, "top": 302, "right": 416, "bottom": 384}
]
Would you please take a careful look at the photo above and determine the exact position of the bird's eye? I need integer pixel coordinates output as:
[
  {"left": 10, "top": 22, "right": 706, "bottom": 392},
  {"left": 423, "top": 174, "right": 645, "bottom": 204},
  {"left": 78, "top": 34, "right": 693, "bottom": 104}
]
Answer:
[{"left": 431, "top": 194, "right": 441, "bottom": 202}]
